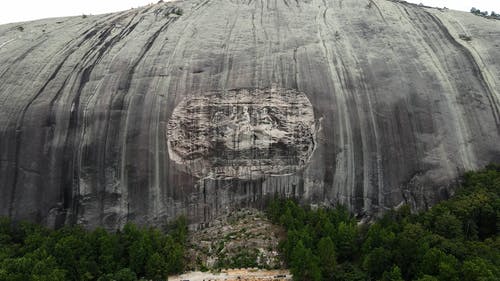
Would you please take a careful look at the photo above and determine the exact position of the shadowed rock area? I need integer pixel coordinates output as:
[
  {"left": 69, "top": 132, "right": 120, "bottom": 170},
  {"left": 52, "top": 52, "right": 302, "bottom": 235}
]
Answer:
[{"left": 0, "top": 0, "right": 499, "bottom": 229}]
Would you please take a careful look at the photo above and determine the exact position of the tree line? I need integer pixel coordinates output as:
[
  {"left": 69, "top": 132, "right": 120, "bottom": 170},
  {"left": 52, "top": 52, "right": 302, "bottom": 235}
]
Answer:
[
  {"left": 267, "top": 164, "right": 500, "bottom": 281},
  {"left": 470, "top": 8, "right": 500, "bottom": 19},
  {"left": 0, "top": 216, "right": 187, "bottom": 281},
  {"left": 1, "top": 164, "right": 498, "bottom": 281}
]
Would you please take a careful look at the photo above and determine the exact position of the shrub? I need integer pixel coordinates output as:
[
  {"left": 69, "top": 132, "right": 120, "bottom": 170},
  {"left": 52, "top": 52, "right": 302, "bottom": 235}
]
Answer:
[{"left": 459, "top": 34, "right": 472, "bottom": 41}]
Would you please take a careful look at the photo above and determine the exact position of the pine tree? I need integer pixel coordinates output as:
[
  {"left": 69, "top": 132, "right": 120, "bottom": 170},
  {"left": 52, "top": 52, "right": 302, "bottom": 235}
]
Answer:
[
  {"left": 317, "top": 236, "right": 336, "bottom": 278},
  {"left": 290, "top": 241, "right": 321, "bottom": 281},
  {"left": 381, "top": 265, "right": 404, "bottom": 281}
]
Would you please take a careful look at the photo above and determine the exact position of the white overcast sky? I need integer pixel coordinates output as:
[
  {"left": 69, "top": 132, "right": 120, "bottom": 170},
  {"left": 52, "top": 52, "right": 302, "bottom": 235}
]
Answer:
[{"left": 1, "top": 0, "right": 500, "bottom": 25}]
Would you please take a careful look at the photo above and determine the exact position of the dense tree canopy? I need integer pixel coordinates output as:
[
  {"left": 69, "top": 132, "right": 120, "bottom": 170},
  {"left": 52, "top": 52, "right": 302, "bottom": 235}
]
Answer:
[
  {"left": 267, "top": 164, "right": 500, "bottom": 281},
  {"left": 0, "top": 217, "right": 187, "bottom": 281}
]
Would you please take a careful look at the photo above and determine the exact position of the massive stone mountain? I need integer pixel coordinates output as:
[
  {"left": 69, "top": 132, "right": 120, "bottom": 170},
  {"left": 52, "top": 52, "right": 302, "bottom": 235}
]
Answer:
[{"left": 0, "top": 0, "right": 499, "bottom": 229}]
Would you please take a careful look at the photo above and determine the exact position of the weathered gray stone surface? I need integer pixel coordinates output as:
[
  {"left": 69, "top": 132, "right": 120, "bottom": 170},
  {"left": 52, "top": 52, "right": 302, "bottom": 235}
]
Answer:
[{"left": 0, "top": 0, "right": 499, "bottom": 229}]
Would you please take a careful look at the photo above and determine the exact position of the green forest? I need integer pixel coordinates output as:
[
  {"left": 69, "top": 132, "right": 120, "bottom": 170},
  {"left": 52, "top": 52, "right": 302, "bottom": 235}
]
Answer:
[
  {"left": 0, "top": 217, "right": 187, "bottom": 281},
  {"left": 267, "top": 164, "right": 500, "bottom": 281},
  {"left": 0, "top": 165, "right": 499, "bottom": 281}
]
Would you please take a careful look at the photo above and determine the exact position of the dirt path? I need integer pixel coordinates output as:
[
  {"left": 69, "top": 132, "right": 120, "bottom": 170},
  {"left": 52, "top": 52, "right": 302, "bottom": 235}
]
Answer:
[{"left": 169, "top": 269, "right": 292, "bottom": 281}]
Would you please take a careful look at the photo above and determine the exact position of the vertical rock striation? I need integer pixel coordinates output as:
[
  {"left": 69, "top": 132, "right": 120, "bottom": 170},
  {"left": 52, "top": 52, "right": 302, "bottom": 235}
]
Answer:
[{"left": 0, "top": 0, "right": 499, "bottom": 229}]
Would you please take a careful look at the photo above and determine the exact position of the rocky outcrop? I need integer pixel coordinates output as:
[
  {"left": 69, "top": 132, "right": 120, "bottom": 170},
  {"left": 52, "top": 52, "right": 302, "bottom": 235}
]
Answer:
[
  {"left": 0, "top": 0, "right": 499, "bottom": 229},
  {"left": 185, "top": 208, "right": 283, "bottom": 270}
]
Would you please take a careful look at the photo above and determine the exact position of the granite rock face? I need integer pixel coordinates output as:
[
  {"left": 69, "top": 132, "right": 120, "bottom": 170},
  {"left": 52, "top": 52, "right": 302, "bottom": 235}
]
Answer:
[{"left": 0, "top": 0, "right": 499, "bottom": 229}]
